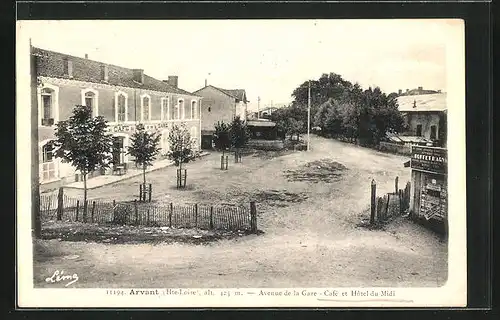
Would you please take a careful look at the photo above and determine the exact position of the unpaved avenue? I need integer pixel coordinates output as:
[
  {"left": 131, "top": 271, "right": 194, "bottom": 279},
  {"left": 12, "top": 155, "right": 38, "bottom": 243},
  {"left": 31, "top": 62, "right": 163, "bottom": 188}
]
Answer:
[{"left": 34, "top": 136, "right": 447, "bottom": 288}]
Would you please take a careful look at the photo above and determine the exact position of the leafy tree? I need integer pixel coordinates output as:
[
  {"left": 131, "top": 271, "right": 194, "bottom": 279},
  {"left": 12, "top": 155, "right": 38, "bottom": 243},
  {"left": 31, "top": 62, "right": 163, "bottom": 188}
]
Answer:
[
  {"left": 271, "top": 105, "right": 306, "bottom": 140},
  {"left": 166, "top": 123, "right": 197, "bottom": 171},
  {"left": 127, "top": 124, "right": 161, "bottom": 185},
  {"left": 52, "top": 105, "right": 113, "bottom": 221},
  {"left": 229, "top": 116, "right": 250, "bottom": 153},
  {"left": 213, "top": 121, "right": 231, "bottom": 157}
]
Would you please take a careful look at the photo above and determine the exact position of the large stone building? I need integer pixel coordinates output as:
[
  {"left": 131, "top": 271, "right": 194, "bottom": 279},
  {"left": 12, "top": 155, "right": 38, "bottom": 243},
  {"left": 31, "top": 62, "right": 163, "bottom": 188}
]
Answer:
[
  {"left": 33, "top": 47, "right": 202, "bottom": 189},
  {"left": 193, "top": 85, "right": 248, "bottom": 149}
]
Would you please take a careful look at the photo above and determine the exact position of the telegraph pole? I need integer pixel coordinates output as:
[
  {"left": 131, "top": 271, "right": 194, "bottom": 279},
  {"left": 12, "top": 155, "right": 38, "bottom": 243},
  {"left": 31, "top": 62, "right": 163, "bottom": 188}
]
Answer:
[
  {"left": 307, "top": 80, "right": 311, "bottom": 151},
  {"left": 257, "top": 96, "right": 261, "bottom": 118}
]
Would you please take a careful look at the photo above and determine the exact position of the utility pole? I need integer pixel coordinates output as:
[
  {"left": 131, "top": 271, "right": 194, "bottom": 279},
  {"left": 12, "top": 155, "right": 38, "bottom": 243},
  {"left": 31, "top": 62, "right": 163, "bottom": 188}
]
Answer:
[
  {"left": 257, "top": 96, "right": 261, "bottom": 118},
  {"left": 307, "top": 80, "right": 311, "bottom": 151}
]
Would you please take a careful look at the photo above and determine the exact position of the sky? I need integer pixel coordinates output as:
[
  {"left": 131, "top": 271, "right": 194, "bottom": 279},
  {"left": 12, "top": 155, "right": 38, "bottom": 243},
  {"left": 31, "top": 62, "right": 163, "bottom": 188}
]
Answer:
[{"left": 18, "top": 19, "right": 460, "bottom": 111}]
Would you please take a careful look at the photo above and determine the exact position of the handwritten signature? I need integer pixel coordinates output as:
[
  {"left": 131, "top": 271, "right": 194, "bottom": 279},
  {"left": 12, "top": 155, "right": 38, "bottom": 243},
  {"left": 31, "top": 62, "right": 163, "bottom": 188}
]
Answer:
[{"left": 45, "top": 270, "right": 79, "bottom": 287}]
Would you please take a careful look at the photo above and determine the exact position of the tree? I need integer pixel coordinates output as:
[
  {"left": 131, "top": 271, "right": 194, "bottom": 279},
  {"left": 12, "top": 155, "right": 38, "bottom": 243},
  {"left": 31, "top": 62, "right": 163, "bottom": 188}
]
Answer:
[
  {"left": 229, "top": 116, "right": 250, "bottom": 155},
  {"left": 127, "top": 124, "right": 161, "bottom": 185},
  {"left": 213, "top": 121, "right": 231, "bottom": 157},
  {"left": 166, "top": 123, "right": 197, "bottom": 172},
  {"left": 52, "top": 105, "right": 113, "bottom": 221}
]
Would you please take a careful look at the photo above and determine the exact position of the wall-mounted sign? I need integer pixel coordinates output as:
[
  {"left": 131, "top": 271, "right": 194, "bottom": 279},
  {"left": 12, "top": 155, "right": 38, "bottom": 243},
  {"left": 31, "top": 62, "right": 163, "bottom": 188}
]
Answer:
[{"left": 410, "top": 146, "right": 447, "bottom": 175}]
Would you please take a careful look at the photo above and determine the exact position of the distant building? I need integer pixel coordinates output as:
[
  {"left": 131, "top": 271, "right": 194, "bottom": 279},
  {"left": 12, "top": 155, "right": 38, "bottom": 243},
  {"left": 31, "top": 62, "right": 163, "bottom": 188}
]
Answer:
[
  {"left": 259, "top": 103, "right": 288, "bottom": 119},
  {"left": 246, "top": 119, "right": 278, "bottom": 140},
  {"left": 193, "top": 85, "right": 249, "bottom": 149},
  {"left": 396, "top": 86, "right": 442, "bottom": 97},
  {"left": 396, "top": 92, "right": 447, "bottom": 147},
  {"left": 33, "top": 47, "right": 201, "bottom": 189}
]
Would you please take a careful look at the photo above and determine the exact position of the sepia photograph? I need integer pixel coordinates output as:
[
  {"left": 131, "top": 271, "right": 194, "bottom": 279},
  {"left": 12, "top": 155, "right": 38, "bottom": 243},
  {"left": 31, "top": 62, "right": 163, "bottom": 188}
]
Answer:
[{"left": 16, "top": 19, "right": 466, "bottom": 308}]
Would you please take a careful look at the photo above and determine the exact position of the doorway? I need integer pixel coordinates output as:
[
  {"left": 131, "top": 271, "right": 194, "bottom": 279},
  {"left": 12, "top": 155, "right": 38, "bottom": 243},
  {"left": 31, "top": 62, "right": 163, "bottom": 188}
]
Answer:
[{"left": 112, "top": 136, "right": 125, "bottom": 165}]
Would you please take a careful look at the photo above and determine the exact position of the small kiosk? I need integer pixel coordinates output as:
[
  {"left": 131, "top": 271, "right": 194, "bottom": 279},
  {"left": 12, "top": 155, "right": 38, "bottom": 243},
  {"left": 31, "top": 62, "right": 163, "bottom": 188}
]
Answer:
[{"left": 409, "top": 146, "right": 448, "bottom": 234}]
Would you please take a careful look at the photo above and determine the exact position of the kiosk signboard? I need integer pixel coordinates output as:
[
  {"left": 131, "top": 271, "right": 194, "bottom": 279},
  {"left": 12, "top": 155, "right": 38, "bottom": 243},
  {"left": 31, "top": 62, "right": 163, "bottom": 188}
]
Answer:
[{"left": 410, "top": 146, "right": 447, "bottom": 175}]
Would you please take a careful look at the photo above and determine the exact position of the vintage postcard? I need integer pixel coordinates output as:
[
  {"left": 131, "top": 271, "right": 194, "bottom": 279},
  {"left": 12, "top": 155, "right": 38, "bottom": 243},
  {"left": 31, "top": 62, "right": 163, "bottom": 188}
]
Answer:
[{"left": 16, "top": 19, "right": 466, "bottom": 308}]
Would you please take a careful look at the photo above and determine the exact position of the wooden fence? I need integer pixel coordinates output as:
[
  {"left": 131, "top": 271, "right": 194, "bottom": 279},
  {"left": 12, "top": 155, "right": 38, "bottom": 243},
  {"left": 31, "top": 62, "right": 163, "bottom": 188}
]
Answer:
[
  {"left": 370, "top": 177, "right": 411, "bottom": 224},
  {"left": 40, "top": 189, "right": 257, "bottom": 232}
]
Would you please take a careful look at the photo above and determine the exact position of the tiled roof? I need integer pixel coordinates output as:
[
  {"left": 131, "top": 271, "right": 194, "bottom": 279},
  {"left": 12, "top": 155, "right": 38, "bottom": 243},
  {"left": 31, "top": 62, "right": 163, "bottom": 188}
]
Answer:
[
  {"left": 32, "top": 47, "right": 197, "bottom": 96},
  {"left": 222, "top": 89, "right": 247, "bottom": 103},
  {"left": 397, "top": 93, "right": 447, "bottom": 112},
  {"left": 195, "top": 85, "right": 247, "bottom": 103}
]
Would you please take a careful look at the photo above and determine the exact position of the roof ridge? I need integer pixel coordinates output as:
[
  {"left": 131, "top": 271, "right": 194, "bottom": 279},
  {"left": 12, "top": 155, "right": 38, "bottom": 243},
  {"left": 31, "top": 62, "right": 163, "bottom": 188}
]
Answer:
[{"left": 33, "top": 46, "right": 198, "bottom": 96}]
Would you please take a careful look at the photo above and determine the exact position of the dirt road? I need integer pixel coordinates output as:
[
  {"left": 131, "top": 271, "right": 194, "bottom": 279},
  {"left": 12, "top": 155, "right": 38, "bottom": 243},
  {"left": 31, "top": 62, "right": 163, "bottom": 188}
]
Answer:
[{"left": 34, "top": 136, "right": 447, "bottom": 288}]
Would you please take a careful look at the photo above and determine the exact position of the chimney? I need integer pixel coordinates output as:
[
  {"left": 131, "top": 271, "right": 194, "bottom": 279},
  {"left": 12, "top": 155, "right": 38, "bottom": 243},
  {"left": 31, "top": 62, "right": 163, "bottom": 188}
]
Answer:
[
  {"left": 418, "top": 86, "right": 423, "bottom": 91},
  {"left": 63, "top": 57, "right": 73, "bottom": 78},
  {"left": 84, "top": 53, "right": 88, "bottom": 59},
  {"left": 398, "top": 89, "right": 402, "bottom": 95},
  {"left": 167, "top": 75, "right": 178, "bottom": 88},
  {"left": 132, "top": 69, "right": 144, "bottom": 84},
  {"left": 100, "top": 64, "right": 109, "bottom": 82}
]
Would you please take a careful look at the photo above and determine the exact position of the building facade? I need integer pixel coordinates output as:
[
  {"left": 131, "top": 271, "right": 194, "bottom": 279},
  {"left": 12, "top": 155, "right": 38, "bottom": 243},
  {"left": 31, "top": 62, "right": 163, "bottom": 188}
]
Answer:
[
  {"left": 34, "top": 47, "right": 202, "bottom": 188},
  {"left": 397, "top": 92, "right": 447, "bottom": 148},
  {"left": 193, "top": 85, "right": 248, "bottom": 149}
]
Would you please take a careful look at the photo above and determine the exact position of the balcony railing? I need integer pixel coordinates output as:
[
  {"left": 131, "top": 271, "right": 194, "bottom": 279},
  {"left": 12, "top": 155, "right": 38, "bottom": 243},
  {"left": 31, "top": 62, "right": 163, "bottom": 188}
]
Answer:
[{"left": 41, "top": 118, "right": 54, "bottom": 126}]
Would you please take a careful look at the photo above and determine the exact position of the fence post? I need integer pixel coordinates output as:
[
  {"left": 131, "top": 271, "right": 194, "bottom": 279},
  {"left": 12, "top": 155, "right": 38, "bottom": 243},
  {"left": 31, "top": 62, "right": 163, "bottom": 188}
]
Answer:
[
  {"left": 210, "top": 206, "right": 214, "bottom": 229},
  {"left": 395, "top": 176, "right": 399, "bottom": 194},
  {"left": 194, "top": 203, "right": 198, "bottom": 227},
  {"left": 377, "top": 197, "right": 383, "bottom": 221},
  {"left": 84, "top": 200, "right": 89, "bottom": 223},
  {"left": 225, "top": 156, "right": 228, "bottom": 170},
  {"left": 76, "top": 200, "right": 80, "bottom": 222},
  {"left": 220, "top": 155, "right": 224, "bottom": 170},
  {"left": 56, "top": 187, "right": 64, "bottom": 221},
  {"left": 169, "top": 202, "right": 173, "bottom": 227},
  {"left": 370, "top": 179, "right": 376, "bottom": 224},
  {"left": 385, "top": 194, "right": 390, "bottom": 220},
  {"left": 148, "top": 184, "right": 152, "bottom": 202},
  {"left": 250, "top": 201, "right": 257, "bottom": 233},
  {"left": 134, "top": 200, "right": 138, "bottom": 225},
  {"left": 91, "top": 201, "right": 96, "bottom": 223}
]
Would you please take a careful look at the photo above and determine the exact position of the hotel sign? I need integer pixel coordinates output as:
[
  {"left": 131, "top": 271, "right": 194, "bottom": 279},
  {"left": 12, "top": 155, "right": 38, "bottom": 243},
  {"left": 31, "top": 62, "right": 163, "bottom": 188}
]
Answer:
[{"left": 410, "top": 146, "right": 447, "bottom": 175}]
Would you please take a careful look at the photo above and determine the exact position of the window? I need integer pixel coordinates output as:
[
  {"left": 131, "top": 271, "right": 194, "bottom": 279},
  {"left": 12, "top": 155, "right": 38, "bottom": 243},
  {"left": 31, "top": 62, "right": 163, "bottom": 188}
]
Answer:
[
  {"left": 179, "top": 99, "right": 185, "bottom": 119},
  {"left": 430, "top": 125, "right": 437, "bottom": 140},
  {"left": 191, "top": 100, "right": 197, "bottom": 119},
  {"left": 81, "top": 89, "right": 98, "bottom": 116},
  {"left": 416, "top": 124, "right": 423, "bottom": 137},
  {"left": 141, "top": 95, "right": 151, "bottom": 122},
  {"left": 161, "top": 98, "right": 169, "bottom": 121},
  {"left": 42, "top": 143, "right": 54, "bottom": 163},
  {"left": 42, "top": 89, "right": 52, "bottom": 120},
  {"left": 115, "top": 91, "right": 128, "bottom": 123},
  {"left": 39, "top": 84, "right": 59, "bottom": 126}
]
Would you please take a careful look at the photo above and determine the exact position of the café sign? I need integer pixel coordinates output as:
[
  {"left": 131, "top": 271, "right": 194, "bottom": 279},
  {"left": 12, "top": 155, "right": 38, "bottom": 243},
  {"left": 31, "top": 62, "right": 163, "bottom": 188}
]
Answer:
[{"left": 410, "top": 146, "right": 447, "bottom": 175}]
